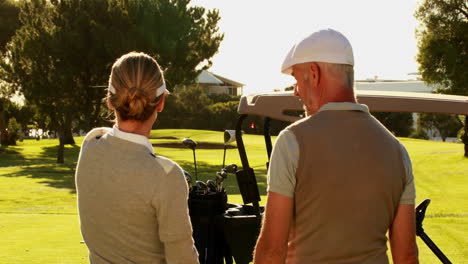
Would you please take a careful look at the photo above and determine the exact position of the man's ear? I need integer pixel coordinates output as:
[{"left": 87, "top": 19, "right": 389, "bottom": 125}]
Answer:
[
  {"left": 107, "top": 95, "right": 115, "bottom": 110},
  {"left": 156, "top": 94, "right": 166, "bottom": 112},
  {"left": 308, "top": 62, "right": 321, "bottom": 88}
]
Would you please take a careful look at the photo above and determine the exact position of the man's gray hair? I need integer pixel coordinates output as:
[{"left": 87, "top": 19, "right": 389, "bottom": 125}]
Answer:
[{"left": 317, "top": 62, "right": 354, "bottom": 89}]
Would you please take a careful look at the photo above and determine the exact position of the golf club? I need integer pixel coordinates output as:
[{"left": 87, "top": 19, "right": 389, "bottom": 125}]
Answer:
[
  {"left": 215, "top": 170, "right": 228, "bottom": 192},
  {"left": 182, "top": 138, "right": 198, "bottom": 181},
  {"left": 224, "top": 164, "right": 238, "bottom": 174},
  {"left": 223, "top": 130, "right": 237, "bottom": 168},
  {"left": 206, "top": 180, "right": 217, "bottom": 193},
  {"left": 195, "top": 180, "right": 208, "bottom": 195},
  {"left": 183, "top": 170, "right": 193, "bottom": 191},
  {"left": 416, "top": 199, "right": 452, "bottom": 264}
]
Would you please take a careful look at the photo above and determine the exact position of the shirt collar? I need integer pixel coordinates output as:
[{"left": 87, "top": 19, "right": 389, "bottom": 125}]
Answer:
[
  {"left": 108, "top": 126, "right": 154, "bottom": 154},
  {"left": 318, "top": 102, "right": 369, "bottom": 113}
]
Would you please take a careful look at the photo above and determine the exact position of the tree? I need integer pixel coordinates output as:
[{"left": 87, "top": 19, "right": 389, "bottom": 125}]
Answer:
[
  {"left": 0, "top": 0, "right": 20, "bottom": 143},
  {"left": 176, "top": 85, "right": 213, "bottom": 128},
  {"left": 127, "top": 0, "right": 224, "bottom": 86},
  {"left": 6, "top": 117, "right": 20, "bottom": 145},
  {"left": 3, "top": 0, "right": 74, "bottom": 162},
  {"left": 415, "top": 0, "right": 468, "bottom": 156},
  {"left": 0, "top": 100, "right": 33, "bottom": 144},
  {"left": 418, "top": 113, "right": 462, "bottom": 142},
  {"left": 3, "top": 0, "right": 223, "bottom": 162},
  {"left": 284, "top": 85, "right": 294, "bottom": 91},
  {"left": 372, "top": 112, "right": 414, "bottom": 137},
  {"left": 207, "top": 101, "right": 238, "bottom": 131},
  {"left": 0, "top": 0, "right": 20, "bottom": 53}
]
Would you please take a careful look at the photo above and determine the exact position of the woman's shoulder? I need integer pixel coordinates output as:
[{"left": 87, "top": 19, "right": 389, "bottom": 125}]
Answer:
[
  {"left": 83, "top": 127, "right": 112, "bottom": 143},
  {"left": 152, "top": 155, "right": 182, "bottom": 175},
  {"left": 79, "top": 127, "right": 112, "bottom": 151}
]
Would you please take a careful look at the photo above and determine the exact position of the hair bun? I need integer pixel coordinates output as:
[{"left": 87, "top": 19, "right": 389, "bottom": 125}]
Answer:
[
  {"left": 124, "top": 87, "right": 148, "bottom": 119},
  {"left": 108, "top": 52, "right": 164, "bottom": 121}
]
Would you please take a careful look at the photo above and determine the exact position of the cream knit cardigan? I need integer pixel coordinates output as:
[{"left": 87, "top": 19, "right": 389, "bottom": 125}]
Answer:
[{"left": 75, "top": 128, "right": 199, "bottom": 264}]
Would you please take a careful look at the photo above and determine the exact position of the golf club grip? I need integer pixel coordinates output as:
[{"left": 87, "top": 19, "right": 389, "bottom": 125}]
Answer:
[{"left": 419, "top": 232, "right": 452, "bottom": 264}]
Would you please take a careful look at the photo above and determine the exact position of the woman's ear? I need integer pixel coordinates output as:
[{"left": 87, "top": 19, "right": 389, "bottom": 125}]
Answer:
[
  {"left": 156, "top": 94, "right": 166, "bottom": 112},
  {"left": 107, "top": 95, "right": 115, "bottom": 110}
]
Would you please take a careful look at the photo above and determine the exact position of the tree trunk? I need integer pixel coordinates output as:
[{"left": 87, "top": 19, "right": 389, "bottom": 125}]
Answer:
[
  {"left": 0, "top": 99, "right": 5, "bottom": 131},
  {"left": 64, "top": 127, "right": 75, "bottom": 145},
  {"left": 63, "top": 115, "right": 75, "bottom": 145},
  {"left": 464, "top": 116, "right": 468, "bottom": 158},
  {"left": 0, "top": 99, "right": 7, "bottom": 146},
  {"left": 57, "top": 126, "right": 65, "bottom": 164},
  {"left": 465, "top": 141, "right": 468, "bottom": 158},
  {"left": 441, "top": 132, "right": 446, "bottom": 142}
]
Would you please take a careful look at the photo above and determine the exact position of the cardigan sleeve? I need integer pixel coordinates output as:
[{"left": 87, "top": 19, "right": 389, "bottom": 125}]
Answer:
[{"left": 152, "top": 162, "right": 199, "bottom": 264}]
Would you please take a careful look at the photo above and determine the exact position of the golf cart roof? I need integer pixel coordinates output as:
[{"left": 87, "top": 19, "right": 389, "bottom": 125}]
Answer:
[{"left": 238, "top": 90, "right": 468, "bottom": 122}]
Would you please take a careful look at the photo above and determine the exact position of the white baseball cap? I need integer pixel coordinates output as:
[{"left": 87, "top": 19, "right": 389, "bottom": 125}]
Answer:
[{"left": 281, "top": 28, "right": 354, "bottom": 75}]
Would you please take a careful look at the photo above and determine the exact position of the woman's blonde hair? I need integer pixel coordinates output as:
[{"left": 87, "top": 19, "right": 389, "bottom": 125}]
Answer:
[{"left": 108, "top": 52, "right": 164, "bottom": 121}]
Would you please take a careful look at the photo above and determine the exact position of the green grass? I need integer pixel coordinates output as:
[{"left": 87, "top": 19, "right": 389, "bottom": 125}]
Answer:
[{"left": 0, "top": 129, "right": 467, "bottom": 263}]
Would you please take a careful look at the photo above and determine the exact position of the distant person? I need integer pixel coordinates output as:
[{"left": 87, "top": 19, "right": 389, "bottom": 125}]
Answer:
[
  {"left": 254, "top": 29, "right": 418, "bottom": 264},
  {"left": 75, "top": 52, "right": 199, "bottom": 264}
]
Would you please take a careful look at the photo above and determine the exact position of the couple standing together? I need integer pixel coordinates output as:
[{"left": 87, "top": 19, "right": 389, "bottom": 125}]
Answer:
[{"left": 75, "top": 29, "right": 418, "bottom": 264}]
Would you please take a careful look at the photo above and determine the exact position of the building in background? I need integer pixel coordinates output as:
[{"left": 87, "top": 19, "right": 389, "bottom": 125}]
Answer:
[
  {"left": 355, "top": 79, "right": 434, "bottom": 94},
  {"left": 176, "top": 71, "right": 244, "bottom": 96},
  {"left": 354, "top": 78, "right": 459, "bottom": 143}
]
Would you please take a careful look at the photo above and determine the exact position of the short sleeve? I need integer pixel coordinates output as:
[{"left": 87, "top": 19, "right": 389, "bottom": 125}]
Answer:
[
  {"left": 399, "top": 143, "right": 416, "bottom": 205},
  {"left": 267, "top": 129, "right": 299, "bottom": 198}
]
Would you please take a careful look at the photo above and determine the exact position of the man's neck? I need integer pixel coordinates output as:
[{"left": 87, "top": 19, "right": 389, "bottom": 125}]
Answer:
[{"left": 323, "top": 86, "right": 356, "bottom": 104}]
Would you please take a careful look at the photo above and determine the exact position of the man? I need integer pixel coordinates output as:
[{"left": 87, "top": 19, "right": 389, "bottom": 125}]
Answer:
[{"left": 253, "top": 29, "right": 418, "bottom": 264}]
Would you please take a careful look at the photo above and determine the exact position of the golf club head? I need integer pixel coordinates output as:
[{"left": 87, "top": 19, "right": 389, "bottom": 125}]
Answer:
[
  {"left": 217, "top": 170, "right": 228, "bottom": 179},
  {"left": 224, "top": 163, "right": 238, "bottom": 174},
  {"left": 195, "top": 180, "right": 208, "bottom": 195},
  {"left": 215, "top": 174, "right": 223, "bottom": 185},
  {"left": 224, "top": 130, "right": 237, "bottom": 144},
  {"left": 182, "top": 138, "right": 197, "bottom": 150},
  {"left": 215, "top": 170, "right": 228, "bottom": 186},
  {"left": 206, "top": 180, "right": 217, "bottom": 192}
]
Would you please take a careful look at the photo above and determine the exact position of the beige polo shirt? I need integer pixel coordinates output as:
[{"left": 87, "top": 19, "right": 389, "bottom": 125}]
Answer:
[{"left": 267, "top": 102, "right": 415, "bottom": 204}]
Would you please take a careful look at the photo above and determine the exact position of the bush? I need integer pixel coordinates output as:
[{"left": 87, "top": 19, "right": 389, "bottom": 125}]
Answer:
[
  {"left": 409, "top": 127, "right": 429, "bottom": 140},
  {"left": 207, "top": 101, "right": 239, "bottom": 131},
  {"left": 208, "top": 93, "right": 240, "bottom": 103},
  {"left": 418, "top": 113, "right": 462, "bottom": 142},
  {"left": 372, "top": 112, "right": 414, "bottom": 137},
  {"left": 155, "top": 86, "right": 242, "bottom": 131},
  {"left": 458, "top": 115, "right": 467, "bottom": 144},
  {"left": 1, "top": 117, "right": 21, "bottom": 146}
]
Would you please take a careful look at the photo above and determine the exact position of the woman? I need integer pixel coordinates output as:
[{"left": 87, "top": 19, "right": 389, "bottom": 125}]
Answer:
[{"left": 75, "top": 52, "right": 199, "bottom": 264}]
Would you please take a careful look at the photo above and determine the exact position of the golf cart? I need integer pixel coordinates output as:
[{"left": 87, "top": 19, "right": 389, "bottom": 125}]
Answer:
[{"left": 187, "top": 90, "right": 468, "bottom": 264}]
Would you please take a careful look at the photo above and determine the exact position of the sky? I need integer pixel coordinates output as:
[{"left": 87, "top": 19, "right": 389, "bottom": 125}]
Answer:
[{"left": 189, "top": 0, "right": 422, "bottom": 94}]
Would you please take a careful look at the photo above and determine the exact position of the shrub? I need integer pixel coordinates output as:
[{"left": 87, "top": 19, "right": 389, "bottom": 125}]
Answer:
[{"left": 372, "top": 112, "right": 414, "bottom": 137}]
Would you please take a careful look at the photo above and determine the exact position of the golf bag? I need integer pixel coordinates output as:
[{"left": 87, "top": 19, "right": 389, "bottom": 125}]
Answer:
[{"left": 188, "top": 189, "right": 232, "bottom": 264}]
